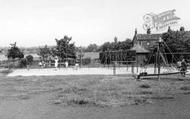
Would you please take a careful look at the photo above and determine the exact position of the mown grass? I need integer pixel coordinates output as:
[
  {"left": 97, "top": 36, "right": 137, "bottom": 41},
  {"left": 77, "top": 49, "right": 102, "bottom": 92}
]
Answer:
[{"left": 0, "top": 75, "right": 190, "bottom": 107}]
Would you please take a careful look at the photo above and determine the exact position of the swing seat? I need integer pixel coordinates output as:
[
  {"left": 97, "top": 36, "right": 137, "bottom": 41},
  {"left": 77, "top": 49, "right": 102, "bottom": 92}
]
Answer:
[
  {"left": 137, "top": 72, "right": 181, "bottom": 79},
  {"left": 139, "top": 72, "right": 148, "bottom": 76},
  {"left": 137, "top": 72, "right": 148, "bottom": 79}
]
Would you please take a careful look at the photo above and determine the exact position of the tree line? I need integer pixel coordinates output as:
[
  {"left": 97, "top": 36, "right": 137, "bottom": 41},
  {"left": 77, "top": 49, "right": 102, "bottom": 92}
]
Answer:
[
  {"left": 6, "top": 27, "right": 190, "bottom": 67},
  {"left": 6, "top": 36, "right": 76, "bottom": 68},
  {"left": 148, "top": 27, "right": 190, "bottom": 63}
]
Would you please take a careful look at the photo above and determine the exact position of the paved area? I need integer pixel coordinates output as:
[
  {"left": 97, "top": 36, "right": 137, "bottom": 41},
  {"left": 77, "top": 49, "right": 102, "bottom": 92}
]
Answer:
[{"left": 7, "top": 67, "right": 185, "bottom": 76}]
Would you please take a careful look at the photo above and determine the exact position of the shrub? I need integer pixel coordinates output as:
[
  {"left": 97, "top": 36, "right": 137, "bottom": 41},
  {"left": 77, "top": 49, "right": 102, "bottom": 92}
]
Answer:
[
  {"left": 82, "top": 58, "right": 91, "bottom": 65},
  {"left": 19, "top": 58, "right": 27, "bottom": 68},
  {"left": 26, "top": 55, "right": 33, "bottom": 65}
]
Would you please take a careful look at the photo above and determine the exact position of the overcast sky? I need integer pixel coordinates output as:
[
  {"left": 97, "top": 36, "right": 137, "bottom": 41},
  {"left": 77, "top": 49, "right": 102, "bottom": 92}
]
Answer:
[{"left": 0, "top": 0, "right": 189, "bottom": 47}]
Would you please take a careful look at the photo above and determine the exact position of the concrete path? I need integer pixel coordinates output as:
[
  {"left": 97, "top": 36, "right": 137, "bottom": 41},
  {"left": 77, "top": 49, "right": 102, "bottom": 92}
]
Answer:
[{"left": 7, "top": 67, "right": 189, "bottom": 77}]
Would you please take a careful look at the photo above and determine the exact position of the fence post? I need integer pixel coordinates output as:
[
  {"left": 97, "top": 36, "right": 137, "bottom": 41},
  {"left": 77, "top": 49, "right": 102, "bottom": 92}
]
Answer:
[
  {"left": 131, "top": 62, "right": 134, "bottom": 75},
  {"left": 113, "top": 61, "right": 116, "bottom": 75},
  {"left": 136, "top": 56, "right": 138, "bottom": 73}
]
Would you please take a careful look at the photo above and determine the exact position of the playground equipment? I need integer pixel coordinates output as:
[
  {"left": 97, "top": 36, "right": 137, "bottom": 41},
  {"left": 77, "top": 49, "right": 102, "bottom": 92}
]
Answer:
[
  {"left": 99, "top": 50, "right": 136, "bottom": 75},
  {"left": 137, "top": 37, "right": 183, "bottom": 80}
]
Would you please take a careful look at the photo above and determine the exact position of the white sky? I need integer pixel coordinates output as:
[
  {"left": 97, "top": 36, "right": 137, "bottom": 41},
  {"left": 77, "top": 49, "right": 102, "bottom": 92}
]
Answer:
[{"left": 0, "top": 0, "right": 190, "bottom": 47}]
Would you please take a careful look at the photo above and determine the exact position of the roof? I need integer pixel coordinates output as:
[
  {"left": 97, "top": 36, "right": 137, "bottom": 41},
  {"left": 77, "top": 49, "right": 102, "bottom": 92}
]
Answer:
[
  {"left": 136, "top": 34, "right": 161, "bottom": 41},
  {"left": 130, "top": 44, "right": 150, "bottom": 53}
]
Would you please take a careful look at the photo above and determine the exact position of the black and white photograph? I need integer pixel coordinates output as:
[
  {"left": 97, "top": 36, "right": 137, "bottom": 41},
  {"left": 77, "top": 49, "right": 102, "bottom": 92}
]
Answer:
[{"left": 0, "top": 0, "right": 190, "bottom": 118}]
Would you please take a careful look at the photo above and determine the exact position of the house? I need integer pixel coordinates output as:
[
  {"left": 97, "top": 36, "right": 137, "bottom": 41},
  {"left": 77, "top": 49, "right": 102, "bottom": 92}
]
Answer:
[
  {"left": 132, "top": 29, "right": 161, "bottom": 50},
  {"left": 131, "top": 29, "right": 161, "bottom": 65},
  {"left": 130, "top": 44, "right": 149, "bottom": 65},
  {"left": 133, "top": 27, "right": 190, "bottom": 50},
  {"left": 132, "top": 27, "right": 190, "bottom": 64}
]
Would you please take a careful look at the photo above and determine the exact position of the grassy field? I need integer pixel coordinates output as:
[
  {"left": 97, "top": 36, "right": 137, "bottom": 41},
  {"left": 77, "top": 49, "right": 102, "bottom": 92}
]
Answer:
[
  {"left": 0, "top": 75, "right": 190, "bottom": 119},
  {"left": 0, "top": 75, "right": 190, "bottom": 106}
]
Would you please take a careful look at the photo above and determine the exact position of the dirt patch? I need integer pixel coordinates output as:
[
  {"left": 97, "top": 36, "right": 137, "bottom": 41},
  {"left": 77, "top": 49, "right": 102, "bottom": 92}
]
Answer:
[
  {"left": 180, "top": 86, "right": 190, "bottom": 91},
  {"left": 139, "top": 84, "right": 151, "bottom": 88}
]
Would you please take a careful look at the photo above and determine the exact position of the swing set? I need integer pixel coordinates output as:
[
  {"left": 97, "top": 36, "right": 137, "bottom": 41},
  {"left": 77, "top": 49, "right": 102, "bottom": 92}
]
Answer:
[
  {"left": 137, "top": 37, "right": 184, "bottom": 80},
  {"left": 99, "top": 50, "right": 136, "bottom": 75}
]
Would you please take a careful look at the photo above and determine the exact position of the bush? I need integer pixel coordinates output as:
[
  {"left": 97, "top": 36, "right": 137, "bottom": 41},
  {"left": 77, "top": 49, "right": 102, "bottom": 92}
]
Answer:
[
  {"left": 7, "top": 43, "right": 24, "bottom": 59},
  {"left": 19, "top": 58, "right": 27, "bottom": 68},
  {"left": 26, "top": 55, "right": 33, "bottom": 65},
  {"left": 82, "top": 58, "right": 91, "bottom": 65}
]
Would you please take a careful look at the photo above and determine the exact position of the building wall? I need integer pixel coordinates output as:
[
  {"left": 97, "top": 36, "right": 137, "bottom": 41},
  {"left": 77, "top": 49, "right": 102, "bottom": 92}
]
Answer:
[{"left": 136, "top": 54, "right": 148, "bottom": 66}]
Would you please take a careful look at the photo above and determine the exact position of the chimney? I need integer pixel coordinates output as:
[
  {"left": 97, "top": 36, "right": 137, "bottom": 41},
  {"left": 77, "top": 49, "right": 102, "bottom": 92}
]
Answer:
[
  {"left": 135, "top": 28, "right": 137, "bottom": 35},
  {"left": 147, "top": 28, "right": 151, "bottom": 34},
  {"left": 167, "top": 26, "right": 171, "bottom": 32},
  {"left": 114, "top": 36, "right": 118, "bottom": 43},
  {"left": 180, "top": 26, "right": 185, "bottom": 32}
]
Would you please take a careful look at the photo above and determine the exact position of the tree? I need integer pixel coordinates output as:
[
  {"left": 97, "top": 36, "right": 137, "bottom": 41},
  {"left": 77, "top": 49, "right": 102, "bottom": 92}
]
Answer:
[
  {"left": 19, "top": 58, "right": 27, "bottom": 68},
  {"left": 99, "top": 38, "right": 132, "bottom": 52},
  {"left": 85, "top": 44, "right": 99, "bottom": 52},
  {"left": 99, "top": 42, "right": 112, "bottom": 51},
  {"left": 161, "top": 30, "right": 186, "bottom": 52},
  {"left": 7, "top": 42, "right": 24, "bottom": 59},
  {"left": 180, "top": 26, "right": 185, "bottom": 32},
  {"left": 26, "top": 55, "right": 33, "bottom": 65},
  {"left": 160, "top": 27, "right": 190, "bottom": 53},
  {"left": 53, "top": 35, "right": 76, "bottom": 60},
  {"left": 38, "top": 45, "right": 51, "bottom": 61},
  {"left": 117, "top": 39, "right": 133, "bottom": 50},
  {"left": 147, "top": 27, "right": 190, "bottom": 63}
]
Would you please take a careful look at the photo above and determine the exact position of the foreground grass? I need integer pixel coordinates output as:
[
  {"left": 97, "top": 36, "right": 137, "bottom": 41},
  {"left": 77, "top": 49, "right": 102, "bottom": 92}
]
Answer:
[{"left": 0, "top": 75, "right": 190, "bottom": 107}]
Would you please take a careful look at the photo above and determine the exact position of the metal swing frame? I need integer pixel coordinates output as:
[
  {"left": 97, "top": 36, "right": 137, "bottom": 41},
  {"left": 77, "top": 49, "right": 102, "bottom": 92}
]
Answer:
[{"left": 137, "top": 38, "right": 181, "bottom": 80}]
